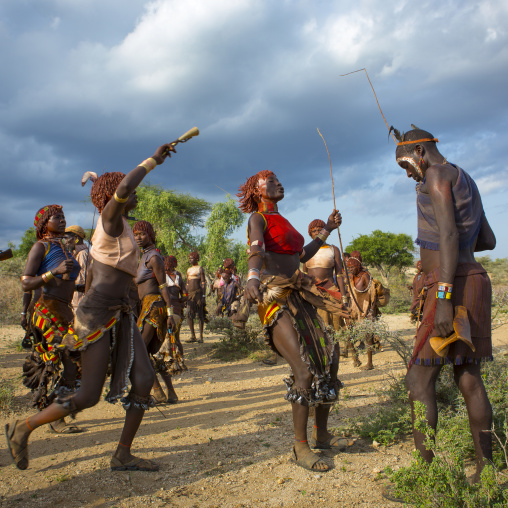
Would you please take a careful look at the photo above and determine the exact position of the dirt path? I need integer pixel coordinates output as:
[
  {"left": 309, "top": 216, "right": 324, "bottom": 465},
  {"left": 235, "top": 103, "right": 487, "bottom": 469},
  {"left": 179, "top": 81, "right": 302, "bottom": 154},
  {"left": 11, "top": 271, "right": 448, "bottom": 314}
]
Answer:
[{"left": 1, "top": 317, "right": 507, "bottom": 507}]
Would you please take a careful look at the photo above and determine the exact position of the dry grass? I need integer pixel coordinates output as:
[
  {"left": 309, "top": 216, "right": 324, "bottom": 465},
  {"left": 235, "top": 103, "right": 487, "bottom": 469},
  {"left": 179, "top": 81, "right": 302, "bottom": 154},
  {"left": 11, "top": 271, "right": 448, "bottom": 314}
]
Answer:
[{"left": 0, "top": 276, "right": 23, "bottom": 326}]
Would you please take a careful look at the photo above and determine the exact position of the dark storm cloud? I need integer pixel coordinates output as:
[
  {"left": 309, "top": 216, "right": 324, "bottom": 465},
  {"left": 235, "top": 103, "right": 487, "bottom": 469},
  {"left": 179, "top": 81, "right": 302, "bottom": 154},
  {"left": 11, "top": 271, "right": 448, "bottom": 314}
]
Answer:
[{"left": 1, "top": 0, "right": 507, "bottom": 255}]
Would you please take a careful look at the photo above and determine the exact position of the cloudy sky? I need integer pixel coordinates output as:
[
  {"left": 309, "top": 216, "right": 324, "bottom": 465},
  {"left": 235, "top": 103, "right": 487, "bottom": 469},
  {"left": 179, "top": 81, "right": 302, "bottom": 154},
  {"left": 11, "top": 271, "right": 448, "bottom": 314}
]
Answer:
[{"left": 2, "top": 0, "right": 507, "bottom": 258}]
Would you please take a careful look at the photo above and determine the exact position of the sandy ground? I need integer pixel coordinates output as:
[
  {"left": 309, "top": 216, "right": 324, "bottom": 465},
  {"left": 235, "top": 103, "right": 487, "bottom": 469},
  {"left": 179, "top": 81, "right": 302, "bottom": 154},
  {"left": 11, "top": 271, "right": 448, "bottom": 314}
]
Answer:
[{"left": 0, "top": 315, "right": 507, "bottom": 508}]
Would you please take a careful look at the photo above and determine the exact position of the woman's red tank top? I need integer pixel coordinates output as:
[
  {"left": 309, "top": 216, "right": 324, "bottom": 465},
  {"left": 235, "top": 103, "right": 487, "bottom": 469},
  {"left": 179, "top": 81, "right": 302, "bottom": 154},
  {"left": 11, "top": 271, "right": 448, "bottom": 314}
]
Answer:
[{"left": 254, "top": 212, "right": 305, "bottom": 255}]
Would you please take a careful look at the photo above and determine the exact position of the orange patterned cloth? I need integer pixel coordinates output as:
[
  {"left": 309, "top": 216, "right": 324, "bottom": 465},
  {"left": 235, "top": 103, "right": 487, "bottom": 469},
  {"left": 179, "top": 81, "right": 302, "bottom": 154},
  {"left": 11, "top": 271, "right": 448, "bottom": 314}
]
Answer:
[{"left": 137, "top": 293, "right": 167, "bottom": 355}]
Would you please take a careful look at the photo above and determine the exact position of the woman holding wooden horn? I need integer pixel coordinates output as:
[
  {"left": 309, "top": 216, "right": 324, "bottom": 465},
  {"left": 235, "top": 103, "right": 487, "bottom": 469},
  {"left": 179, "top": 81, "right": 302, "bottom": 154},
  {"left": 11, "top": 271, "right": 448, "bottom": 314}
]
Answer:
[
  {"left": 5, "top": 143, "right": 177, "bottom": 471},
  {"left": 238, "top": 170, "right": 349, "bottom": 472}
]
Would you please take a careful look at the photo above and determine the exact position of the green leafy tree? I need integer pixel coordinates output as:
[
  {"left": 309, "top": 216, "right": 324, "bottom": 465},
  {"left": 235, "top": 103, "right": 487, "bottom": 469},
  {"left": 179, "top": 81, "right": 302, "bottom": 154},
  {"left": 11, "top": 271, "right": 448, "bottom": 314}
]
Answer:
[
  {"left": 11, "top": 227, "right": 37, "bottom": 258},
  {"left": 229, "top": 240, "right": 249, "bottom": 276},
  {"left": 135, "top": 183, "right": 211, "bottom": 263},
  {"left": 347, "top": 230, "right": 414, "bottom": 284},
  {"left": 202, "top": 195, "right": 246, "bottom": 274}
]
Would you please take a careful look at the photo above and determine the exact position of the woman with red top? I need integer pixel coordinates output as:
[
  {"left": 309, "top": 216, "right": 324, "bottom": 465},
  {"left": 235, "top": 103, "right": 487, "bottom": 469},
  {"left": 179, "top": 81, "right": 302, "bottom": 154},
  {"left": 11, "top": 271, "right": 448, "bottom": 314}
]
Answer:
[{"left": 238, "top": 170, "right": 349, "bottom": 472}]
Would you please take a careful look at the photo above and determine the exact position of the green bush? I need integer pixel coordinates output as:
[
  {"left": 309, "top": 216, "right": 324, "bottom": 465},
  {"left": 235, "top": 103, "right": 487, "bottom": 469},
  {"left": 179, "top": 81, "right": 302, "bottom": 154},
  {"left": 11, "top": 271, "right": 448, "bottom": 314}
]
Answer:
[
  {"left": 387, "top": 402, "right": 507, "bottom": 507},
  {"left": 207, "top": 316, "right": 265, "bottom": 361},
  {"left": 476, "top": 256, "right": 508, "bottom": 286},
  {"left": 383, "top": 274, "right": 413, "bottom": 314},
  {"left": 344, "top": 358, "right": 508, "bottom": 469}
]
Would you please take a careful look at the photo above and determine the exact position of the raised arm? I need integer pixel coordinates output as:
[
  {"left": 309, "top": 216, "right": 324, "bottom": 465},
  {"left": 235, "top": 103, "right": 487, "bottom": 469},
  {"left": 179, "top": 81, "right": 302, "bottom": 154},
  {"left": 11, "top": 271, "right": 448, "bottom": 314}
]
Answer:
[
  {"left": 300, "top": 211, "right": 342, "bottom": 263},
  {"left": 101, "top": 143, "right": 176, "bottom": 237}
]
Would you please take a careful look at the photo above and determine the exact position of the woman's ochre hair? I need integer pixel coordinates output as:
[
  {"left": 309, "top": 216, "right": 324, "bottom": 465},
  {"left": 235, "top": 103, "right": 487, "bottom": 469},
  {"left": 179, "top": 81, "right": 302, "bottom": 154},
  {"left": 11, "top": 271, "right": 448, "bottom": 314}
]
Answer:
[
  {"left": 90, "top": 172, "right": 126, "bottom": 212},
  {"left": 308, "top": 219, "right": 325, "bottom": 236},
  {"left": 347, "top": 250, "right": 363, "bottom": 269},
  {"left": 237, "top": 170, "right": 275, "bottom": 213},
  {"left": 34, "top": 204, "right": 63, "bottom": 240},
  {"left": 163, "top": 255, "right": 178, "bottom": 271},
  {"left": 133, "top": 220, "right": 156, "bottom": 245}
]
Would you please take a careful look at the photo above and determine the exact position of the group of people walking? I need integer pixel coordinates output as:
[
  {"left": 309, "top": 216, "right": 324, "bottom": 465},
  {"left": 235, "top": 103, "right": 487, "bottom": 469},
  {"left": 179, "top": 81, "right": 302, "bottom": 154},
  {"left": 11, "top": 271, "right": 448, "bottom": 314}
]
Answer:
[{"left": 5, "top": 127, "right": 497, "bottom": 488}]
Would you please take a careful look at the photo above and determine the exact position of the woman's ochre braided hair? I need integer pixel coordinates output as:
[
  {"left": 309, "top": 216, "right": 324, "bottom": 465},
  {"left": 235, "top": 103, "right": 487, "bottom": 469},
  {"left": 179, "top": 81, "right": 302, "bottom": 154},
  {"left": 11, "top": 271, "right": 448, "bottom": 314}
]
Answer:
[
  {"left": 89, "top": 172, "right": 126, "bottom": 212},
  {"left": 237, "top": 170, "right": 275, "bottom": 213},
  {"left": 133, "top": 220, "right": 156, "bottom": 245},
  {"left": 163, "top": 255, "right": 178, "bottom": 271},
  {"left": 308, "top": 219, "right": 326, "bottom": 236}
]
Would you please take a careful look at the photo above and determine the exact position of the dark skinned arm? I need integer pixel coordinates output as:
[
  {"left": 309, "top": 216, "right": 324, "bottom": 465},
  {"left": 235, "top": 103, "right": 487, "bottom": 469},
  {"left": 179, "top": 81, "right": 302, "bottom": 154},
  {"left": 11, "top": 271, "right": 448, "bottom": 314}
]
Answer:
[
  {"left": 474, "top": 212, "right": 496, "bottom": 252},
  {"left": 101, "top": 143, "right": 176, "bottom": 237},
  {"left": 244, "top": 213, "right": 266, "bottom": 303},
  {"left": 21, "top": 242, "right": 74, "bottom": 292},
  {"left": 199, "top": 267, "right": 207, "bottom": 297},
  {"left": 179, "top": 273, "right": 188, "bottom": 302},
  {"left": 21, "top": 292, "right": 32, "bottom": 329},
  {"left": 332, "top": 245, "right": 347, "bottom": 298},
  {"left": 299, "top": 211, "right": 342, "bottom": 263},
  {"left": 427, "top": 165, "right": 458, "bottom": 338},
  {"left": 85, "top": 259, "right": 94, "bottom": 293},
  {"left": 148, "top": 255, "right": 176, "bottom": 329}
]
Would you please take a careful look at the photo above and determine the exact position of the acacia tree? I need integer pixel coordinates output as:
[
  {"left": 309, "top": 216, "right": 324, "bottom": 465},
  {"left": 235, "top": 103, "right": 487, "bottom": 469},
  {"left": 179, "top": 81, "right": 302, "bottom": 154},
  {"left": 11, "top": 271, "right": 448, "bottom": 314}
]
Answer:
[
  {"left": 10, "top": 227, "right": 37, "bottom": 258},
  {"left": 135, "top": 184, "right": 211, "bottom": 262},
  {"left": 347, "top": 230, "right": 414, "bottom": 284},
  {"left": 202, "top": 195, "right": 246, "bottom": 274}
]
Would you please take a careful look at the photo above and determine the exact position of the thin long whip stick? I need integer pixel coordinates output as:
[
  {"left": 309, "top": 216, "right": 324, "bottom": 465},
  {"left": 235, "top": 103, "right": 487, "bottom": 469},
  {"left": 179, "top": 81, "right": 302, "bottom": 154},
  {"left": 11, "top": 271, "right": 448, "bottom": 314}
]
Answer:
[
  {"left": 340, "top": 68, "right": 397, "bottom": 144},
  {"left": 317, "top": 128, "right": 336, "bottom": 210},
  {"left": 215, "top": 184, "right": 231, "bottom": 195},
  {"left": 316, "top": 128, "right": 361, "bottom": 312}
]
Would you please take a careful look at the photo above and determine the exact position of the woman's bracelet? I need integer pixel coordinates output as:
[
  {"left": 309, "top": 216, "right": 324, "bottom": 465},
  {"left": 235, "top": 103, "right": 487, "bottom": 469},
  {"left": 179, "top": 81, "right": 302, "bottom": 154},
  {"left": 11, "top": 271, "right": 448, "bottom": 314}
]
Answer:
[
  {"left": 167, "top": 306, "right": 174, "bottom": 317},
  {"left": 139, "top": 157, "right": 157, "bottom": 174},
  {"left": 114, "top": 191, "right": 128, "bottom": 203},
  {"left": 316, "top": 228, "right": 330, "bottom": 243},
  {"left": 248, "top": 251, "right": 264, "bottom": 261},
  {"left": 41, "top": 271, "right": 54, "bottom": 284},
  {"left": 247, "top": 274, "right": 260, "bottom": 282}
]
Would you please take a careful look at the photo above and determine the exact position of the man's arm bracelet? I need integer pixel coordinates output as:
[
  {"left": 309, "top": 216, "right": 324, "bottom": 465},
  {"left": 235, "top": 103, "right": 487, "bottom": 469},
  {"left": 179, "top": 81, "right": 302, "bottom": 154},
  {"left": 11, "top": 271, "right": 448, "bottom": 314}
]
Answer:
[
  {"left": 436, "top": 282, "right": 453, "bottom": 300},
  {"left": 159, "top": 282, "right": 167, "bottom": 290}
]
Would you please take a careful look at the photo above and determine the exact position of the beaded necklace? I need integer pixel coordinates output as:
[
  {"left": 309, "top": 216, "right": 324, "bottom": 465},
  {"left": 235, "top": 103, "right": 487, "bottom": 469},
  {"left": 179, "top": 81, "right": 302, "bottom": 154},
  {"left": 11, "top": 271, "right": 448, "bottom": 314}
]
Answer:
[{"left": 258, "top": 202, "right": 278, "bottom": 213}]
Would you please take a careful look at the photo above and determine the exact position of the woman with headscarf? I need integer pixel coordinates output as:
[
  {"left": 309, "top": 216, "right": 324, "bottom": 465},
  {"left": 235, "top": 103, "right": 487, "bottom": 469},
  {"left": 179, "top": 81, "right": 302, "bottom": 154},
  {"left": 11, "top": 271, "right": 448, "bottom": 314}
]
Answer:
[{"left": 20, "top": 205, "right": 82, "bottom": 433}]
